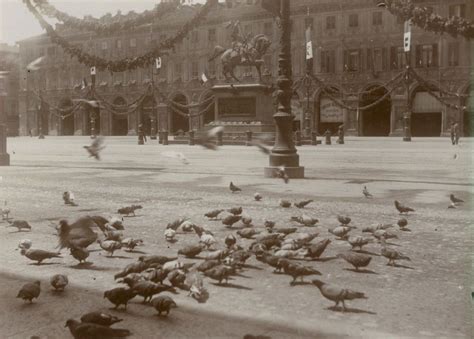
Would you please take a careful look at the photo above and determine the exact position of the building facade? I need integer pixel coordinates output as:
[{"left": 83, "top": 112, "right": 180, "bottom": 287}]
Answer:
[
  {"left": 17, "top": 0, "right": 472, "bottom": 137},
  {"left": 0, "top": 43, "right": 20, "bottom": 136}
]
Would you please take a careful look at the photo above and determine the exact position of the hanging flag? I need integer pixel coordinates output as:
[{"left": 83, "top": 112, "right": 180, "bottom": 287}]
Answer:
[
  {"left": 155, "top": 57, "right": 162, "bottom": 69},
  {"left": 305, "top": 26, "right": 313, "bottom": 60},
  {"left": 90, "top": 66, "right": 96, "bottom": 75},
  {"left": 200, "top": 72, "right": 208, "bottom": 85},
  {"left": 403, "top": 20, "right": 411, "bottom": 52},
  {"left": 26, "top": 56, "right": 45, "bottom": 72},
  {"left": 81, "top": 78, "right": 88, "bottom": 90}
]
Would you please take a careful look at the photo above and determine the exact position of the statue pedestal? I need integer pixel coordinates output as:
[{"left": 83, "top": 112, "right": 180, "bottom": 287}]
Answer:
[{"left": 210, "top": 84, "right": 275, "bottom": 132}]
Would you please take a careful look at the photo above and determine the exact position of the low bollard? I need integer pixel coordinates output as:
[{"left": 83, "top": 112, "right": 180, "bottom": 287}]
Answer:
[
  {"left": 324, "top": 129, "right": 332, "bottom": 145},
  {"left": 162, "top": 130, "right": 169, "bottom": 145},
  {"left": 295, "top": 131, "right": 302, "bottom": 146},
  {"left": 216, "top": 130, "right": 223, "bottom": 146},
  {"left": 245, "top": 130, "right": 252, "bottom": 146},
  {"left": 0, "top": 124, "right": 10, "bottom": 166},
  {"left": 311, "top": 131, "right": 318, "bottom": 146},
  {"left": 158, "top": 131, "right": 163, "bottom": 144},
  {"left": 189, "top": 130, "right": 195, "bottom": 146}
]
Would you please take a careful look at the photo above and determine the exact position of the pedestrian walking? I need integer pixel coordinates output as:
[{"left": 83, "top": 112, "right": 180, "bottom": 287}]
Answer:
[
  {"left": 29, "top": 129, "right": 33, "bottom": 137},
  {"left": 138, "top": 124, "right": 146, "bottom": 145},
  {"left": 337, "top": 124, "right": 344, "bottom": 144},
  {"left": 450, "top": 122, "right": 455, "bottom": 145},
  {"left": 324, "top": 129, "right": 332, "bottom": 145},
  {"left": 454, "top": 122, "right": 460, "bottom": 145}
]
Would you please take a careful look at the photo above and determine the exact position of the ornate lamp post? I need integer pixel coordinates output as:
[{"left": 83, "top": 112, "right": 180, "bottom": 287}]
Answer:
[
  {"left": 264, "top": 0, "right": 304, "bottom": 178},
  {"left": 90, "top": 108, "right": 97, "bottom": 139},
  {"left": 403, "top": 50, "right": 412, "bottom": 142},
  {"left": 37, "top": 91, "right": 45, "bottom": 139}
]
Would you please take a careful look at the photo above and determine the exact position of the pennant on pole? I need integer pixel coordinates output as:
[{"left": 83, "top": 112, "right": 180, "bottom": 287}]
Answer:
[
  {"left": 305, "top": 27, "right": 313, "bottom": 60},
  {"left": 403, "top": 20, "right": 411, "bottom": 52},
  {"left": 90, "top": 66, "right": 96, "bottom": 75},
  {"left": 155, "top": 57, "right": 162, "bottom": 69}
]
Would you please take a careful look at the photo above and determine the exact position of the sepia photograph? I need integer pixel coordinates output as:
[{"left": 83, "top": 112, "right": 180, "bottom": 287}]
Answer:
[{"left": 0, "top": 0, "right": 472, "bottom": 338}]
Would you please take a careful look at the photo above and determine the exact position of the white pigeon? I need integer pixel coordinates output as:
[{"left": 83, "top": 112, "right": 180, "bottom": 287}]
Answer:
[
  {"left": 164, "top": 228, "right": 176, "bottom": 242},
  {"left": 161, "top": 151, "right": 189, "bottom": 165},
  {"left": 26, "top": 56, "right": 45, "bottom": 71}
]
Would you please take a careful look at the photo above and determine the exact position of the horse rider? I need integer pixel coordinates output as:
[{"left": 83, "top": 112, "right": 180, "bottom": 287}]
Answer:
[{"left": 230, "top": 21, "right": 250, "bottom": 63}]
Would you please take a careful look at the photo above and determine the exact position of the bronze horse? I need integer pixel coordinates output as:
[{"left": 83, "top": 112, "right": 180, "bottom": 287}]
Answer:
[{"left": 209, "top": 34, "right": 271, "bottom": 83}]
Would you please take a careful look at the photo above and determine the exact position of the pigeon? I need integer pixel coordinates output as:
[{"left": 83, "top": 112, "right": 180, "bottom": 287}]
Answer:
[
  {"left": 312, "top": 279, "right": 367, "bottom": 311},
  {"left": 104, "top": 225, "right": 123, "bottom": 242},
  {"left": 26, "top": 56, "right": 45, "bottom": 71},
  {"left": 337, "top": 252, "right": 372, "bottom": 271},
  {"left": 195, "top": 126, "right": 224, "bottom": 150},
  {"left": 7, "top": 219, "right": 31, "bottom": 232},
  {"left": 161, "top": 151, "right": 189, "bottom": 164},
  {"left": 132, "top": 281, "right": 174, "bottom": 303},
  {"left": 294, "top": 200, "right": 313, "bottom": 208},
  {"left": 98, "top": 240, "right": 122, "bottom": 257},
  {"left": 202, "top": 249, "right": 230, "bottom": 261},
  {"left": 70, "top": 247, "right": 89, "bottom": 264},
  {"left": 264, "top": 220, "right": 275, "bottom": 229},
  {"left": 167, "top": 217, "right": 188, "bottom": 231},
  {"left": 65, "top": 319, "right": 131, "bottom": 338},
  {"left": 255, "top": 253, "right": 287, "bottom": 273},
  {"left": 337, "top": 215, "right": 351, "bottom": 226},
  {"left": 114, "top": 261, "right": 149, "bottom": 280},
  {"left": 203, "top": 265, "right": 235, "bottom": 284},
  {"left": 103, "top": 287, "right": 137, "bottom": 309},
  {"left": 279, "top": 261, "right": 322, "bottom": 284},
  {"left": 194, "top": 227, "right": 216, "bottom": 248},
  {"left": 117, "top": 205, "right": 142, "bottom": 217},
  {"left": 17, "top": 280, "right": 41, "bottom": 303},
  {"left": 236, "top": 228, "right": 261, "bottom": 239},
  {"left": 168, "top": 268, "right": 187, "bottom": 287},
  {"left": 450, "top": 194, "right": 464, "bottom": 204},
  {"left": 222, "top": 214, "right": 242, "bottom": 227},
  {"left": 164, "top": 229, "right": 177, "bottom": 242},
  {"left": 373, "top": 229, "right": 398, "bottom": 241},
  {"left": 346, "top": 236, "right": 372, "bottom": 251},
  {"left": 146, "top": 268, "right": 169, "bottom": 285},
  {"left": 291, "top": 215, "right": 318, "bottom": 226},
  {"left": 254, "top": 193, "right": 262, "bottom": 201},
  {"left": 50, "top": 274, "right": 68, "bottom": 291},
  {"left": 151, "top": 295, "right": 177, "bottom": 316},
  {"left": 179, "top": 220, "right": 196, "bottom": 233},
  {"left": 291, "top": 232, "right": 319, "bottom": 244},
  {"left": 328, "top": 226, "right": 352, "bottom": 240},
  {"left": 274, "top": 166, "right": 289, "bottom": 184},
  {"left": 80, "top": 312, "right": 123, "bottom": 327},
  {"left": 279, "top": 199, "right": 292, "bottom": 208},
  {"left": 178, "top": 244, "right": 205, "bottom": 258},
  {"left": 394, "top": 200, "right": 415, "bottom": 214},
  {"left": 270, "top": 227, "right": 297, "bottom": 236},
  {"left": 448, "top": 202, "right": 457, "bottom": 209},
  {"left": 84, "top": 136, "right": 105, "bottom": 160},
  {"left": 229, "top": 250, "right": 252, "bottom": 267},
  {"left": 380, "top": 237, "right": 410, "bottom": 266},
  {"left": 397, "top": 218, "right": 408, "bottom": 230},
  {"left": 274, "top": 248, "right": 308, "bottom": 259},
  {"left": 138, "top": 255, "right": 178, "bottom": 266},
  {"left": 57, "top": 217, "right": 98, "bottom": 250},
  {"left": 17, "top": 239, "right": 32, "bottom": 250},
  {"left": 305, "top": 239, "right": 331, "bottom": 259},
  {"left": 205, "top": 209, "right": 224, "bottom": 220},
  {"left": 121, "top": 238, "right": 143, "bottom": 251},
  {"left": 186, "top": 272, "right": 209, "bottom": 303},
  {"left": 229, "top": 181, "right": 242, "bottom": 193},
  {"left": 20, "top": 248, "right": 62, "bottom": 265},
  {"left": 227, "top": 207, "right": 243, "bottom": 215},
  {"left": 195, "top": 260, "right": 221, "bottom": 272},
  {"left": 362, "top": 186, "right": 373, "bottom": 198},
  {"left": 62, "top": 191, "right": 78, "bottom": 206},
  {"left": 1, "top": 200, "right": 10, "bottom": 220},
  {"left": 241, "top": 215, "right": 253, "bottom": 226}
]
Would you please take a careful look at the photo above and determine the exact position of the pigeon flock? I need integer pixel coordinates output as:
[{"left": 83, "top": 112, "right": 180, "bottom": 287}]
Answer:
[{"left": 2, "top": 175, "right": 467, "bottom": 339}]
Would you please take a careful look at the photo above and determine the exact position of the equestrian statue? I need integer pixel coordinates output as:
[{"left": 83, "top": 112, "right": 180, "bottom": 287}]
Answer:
[{"left": 209, "top": 20, "right": 271, "bottom": 83}]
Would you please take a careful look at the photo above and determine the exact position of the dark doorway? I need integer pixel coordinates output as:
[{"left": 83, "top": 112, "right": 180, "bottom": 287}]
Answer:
[
  {"left": 463, "top": 86, "right": 472, "bottom": 137},
  {"left": 112, "top": 97, "right": 128, "bottom": 136},
  {"left": 170, "top": 94, "right": 189, "bottom": 134},
  {"left": 140, "top": 96, "right": 156, "bottom": 136},
  {"left": 60, "top": 99, "right": 74, "bottom": 135},
  {"left": 317, "top": 87, "right": 343, "bottom": 135},
  {"left": 360, "top": 86, "right": 391, "bottom": 136},
  {"left": 202, "top": 92, "right": 215, "bottom": 125},
  {"left": 39, "top": 102, "right": 49, "bottom": 135},
  {"left": 411, "top": 112, "right": 442, "bottom": 136}
]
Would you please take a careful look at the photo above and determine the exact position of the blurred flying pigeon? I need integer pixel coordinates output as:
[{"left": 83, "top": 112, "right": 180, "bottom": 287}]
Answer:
[
  {"left": 229, "top": 181, "right": 241, "bottom": 193},
  {"left": 394, "top": 200, "right": 415, "bottom": 214},
  {"left": 84, "top": 136, "right": 105, "bottom": 160},
  {"left": 450, "top": 194, "right": 464, "bottom": 205},
  {"left": 362, "top": 186, "right": 373, "bottom": 198},
  {"left": 57, "top": 217, "right": 99, "bottom": 250},
  {"left": 26, "top": 56, "right": 45, "bottom": 72},
  {"left": 274, "top": 166, "right": 289, "bottom": 184},
  {"left": 161, "top": 151, "right": 189, "bottom": 165},
  {"left": 195, "top": 126, "right": 224, "bottom": 150},
  {"left": 312, "top": 279, "right": 367, "bottom": 311}
]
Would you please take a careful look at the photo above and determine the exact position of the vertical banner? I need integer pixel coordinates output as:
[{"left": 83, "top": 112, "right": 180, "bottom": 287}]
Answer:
[
  {"left": 90, "top": 66, "right": 96, "bottom": 87},
  {"left": 404, "top": 20, "right": 411, "bottom": 52},
  {"left": 305, "top": 25, "right": 313, "bottom": 71},
  {"left": 155, "top": 57, "right": 162, "bottom": 70}
]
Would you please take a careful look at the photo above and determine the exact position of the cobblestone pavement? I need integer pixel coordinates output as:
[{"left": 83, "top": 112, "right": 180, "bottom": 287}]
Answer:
[{"left": 0, "top": 136, "right": 472, "bottom": 339}]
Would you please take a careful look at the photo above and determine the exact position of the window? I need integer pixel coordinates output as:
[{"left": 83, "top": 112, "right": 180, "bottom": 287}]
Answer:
[
  {"left": 264, "top": 22, "right": 273, "bottom": 37},
  {"left": 116, "top": 39, "right": 122, "bottom": 49},
  {"left": 208, "top": 28, "right": 216, "bottom": 42},
  {"left": 349, "top": 14, "right": 358, "bottom": 28},
  {"left": 344, "top": 49, "right": 360, "bottom": 72},
  {"left": 326, "top": 16, "right": 336, "bottom": 29},
  {"left": 191, "top": 62, "right": 198, "bottom": 79},
  {"left": 191, "top": 30, "right": 199, "bottom": 43},
  {"left": 101, "top": 41, "right": 108, "bottom": 50},
  {"left": 448, "top": 42, "right": 459, "bottom": 67},
  {"left": 321, "top": 50, "right": 335, "bottom": 73},
  {"left": 449, "top": 4, "right": 466, "bottom": 18},
  {"left": 415, "top": 44, "right": 438, "bottom": 68},
  {"left": 372, "top": 12, "right": 382, "bottom": 26},
  {"left": 130, "top": 38, "right": 136, "bottom": 48},
  {"left": 390, "top": 46, "right": 406, "bottom": 70}
]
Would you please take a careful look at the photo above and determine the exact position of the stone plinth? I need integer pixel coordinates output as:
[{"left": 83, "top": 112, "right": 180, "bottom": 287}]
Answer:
[{"left": 0, "top": 124, "right": 10, "bottom": 166}]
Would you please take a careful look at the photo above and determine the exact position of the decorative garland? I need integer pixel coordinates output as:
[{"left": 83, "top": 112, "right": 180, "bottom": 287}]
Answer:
[
  {"left": 31, "top": 0, "right": 178, "bottom": 36},
  {"left": 24, "top": 0, "right": 218, "bottom": 72},
  {"left": 381, "top": 0, "right": 474, "bottom": 39}
]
